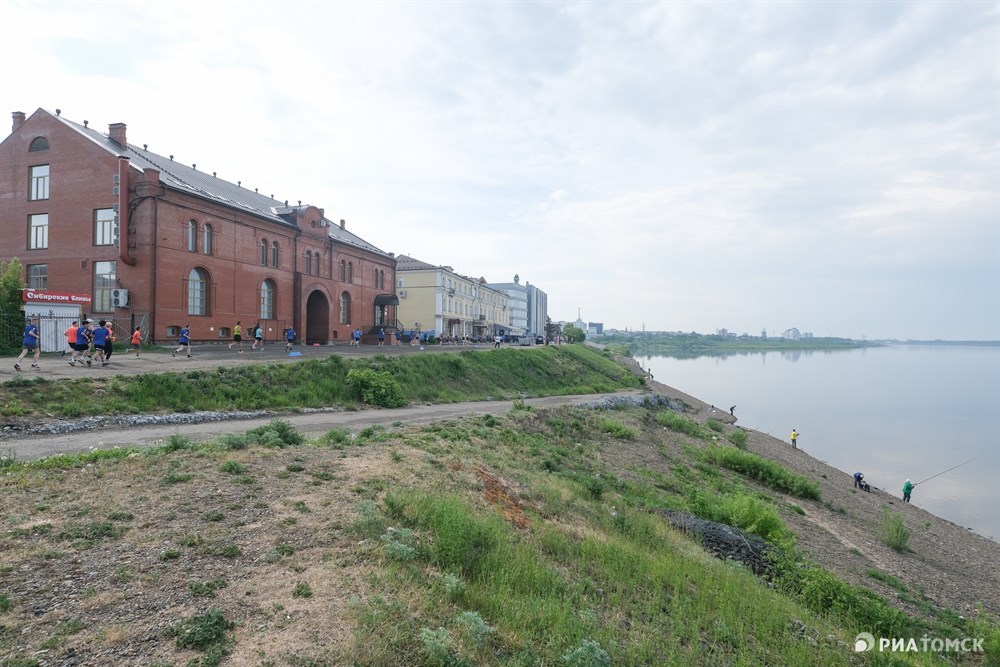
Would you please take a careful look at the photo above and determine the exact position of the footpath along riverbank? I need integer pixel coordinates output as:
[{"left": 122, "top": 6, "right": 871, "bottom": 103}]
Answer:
[{"left": 2, "top": 343, "right": 998, "bottom": 620}]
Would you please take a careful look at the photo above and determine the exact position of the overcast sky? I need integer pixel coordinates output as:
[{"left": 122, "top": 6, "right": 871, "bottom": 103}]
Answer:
[{"left": 4, "top": 1, "right": 997, "bottom": 339}]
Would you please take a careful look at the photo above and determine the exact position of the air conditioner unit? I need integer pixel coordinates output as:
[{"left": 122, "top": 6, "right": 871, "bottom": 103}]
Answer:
[
  {"left": 111, "top": 289, "right": 129, "bottom": 308},
  {"left": 398, "top": 290, "right": 407, "bottom": 298}
]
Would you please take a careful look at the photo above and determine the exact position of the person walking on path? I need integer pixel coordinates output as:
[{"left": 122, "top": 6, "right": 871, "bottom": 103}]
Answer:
[
  {"left": 62, "top": 320, "right": 78, "bottom": 357},
  {"left": 251, "top": 323, "right": 263, "bottom": 351},
  {"left": 229, "top": 321, "right": 244, "bottom": 353},
  {"left": 377, "top": 328, "right": 385, "bottom": 347},
  {"left": 902, "top": 479, "right": 914, "bottom": 503},
  {"left": 494, "top": 334, "right": 502, "bottom": 349},
  {"left": 14, "top": 317, "right": 41, "bottom": 371},
  {"left": 173, "top": 324, "right": 191, "bottom": 358},
  {"left": 352, "top": 328, "right": 362, "bottom": 347},
  {"left": 790, "top": 429, "right": 799, "bottom": 449},
  {"left": 128, "top": 327, "right": 142, "bottom": 357},
  {"left": 285, "top": 327, "right": 296, "bottom": 352}
]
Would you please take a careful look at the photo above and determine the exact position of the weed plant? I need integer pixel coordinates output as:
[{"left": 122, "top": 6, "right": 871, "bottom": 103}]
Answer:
[
  {"left": 881, "top": 507, "right": 911, "bottom": 552},
  {"left": 655, "top": 410, "right": 704, "bottom": 437},
  {"left": 701, "top": 446, "right": 821, "bottom": 500}
]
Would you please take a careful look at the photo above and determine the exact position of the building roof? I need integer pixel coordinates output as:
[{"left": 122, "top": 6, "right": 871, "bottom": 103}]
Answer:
[{"left": 43, "top": 109, "right": 391, "bottom": 258}]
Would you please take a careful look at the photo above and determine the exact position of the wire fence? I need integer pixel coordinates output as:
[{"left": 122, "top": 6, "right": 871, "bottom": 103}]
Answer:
[{"left": 0, "top": 312, "right": 148, "bottom": 354}]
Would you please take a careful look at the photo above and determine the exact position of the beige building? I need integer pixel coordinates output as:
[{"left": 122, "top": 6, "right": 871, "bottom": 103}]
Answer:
[{"left": 395, "top": 255, "right": 510, "bottom": 341}]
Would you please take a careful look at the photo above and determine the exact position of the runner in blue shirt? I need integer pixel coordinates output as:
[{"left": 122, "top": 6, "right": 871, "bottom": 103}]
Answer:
[
  {"left": 14, "top": 317, "right": 41, "bottom": 371},
  {"left": 285, "top": 327, "right": 296, "bottom": 352},
  {"left": 69, "top": 321, "right": 93, "bottom": 367},
  {"left": 173, "top": 325, "right": 191, "bottom": 358},
  {"left": 91, "top": 321, "right": 109, "bottom": 366}
]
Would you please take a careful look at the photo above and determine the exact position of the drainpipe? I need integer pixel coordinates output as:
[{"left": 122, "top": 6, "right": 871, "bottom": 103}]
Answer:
[
  {"left": 150, "top": 195, "right": 159, "bottom": 343},
  {"left": 118, "top": 156, "right": 136, "bottom": 266}
]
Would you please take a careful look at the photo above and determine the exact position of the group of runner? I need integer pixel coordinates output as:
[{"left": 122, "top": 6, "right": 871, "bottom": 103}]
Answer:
[{"left": 64, "top": 319, "right": 142, "bottom": 368}]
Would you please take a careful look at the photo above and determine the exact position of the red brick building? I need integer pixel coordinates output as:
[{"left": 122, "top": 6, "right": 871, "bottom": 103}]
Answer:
[{"left": 0, "top": 108, "right": 397, "bottom": 345}]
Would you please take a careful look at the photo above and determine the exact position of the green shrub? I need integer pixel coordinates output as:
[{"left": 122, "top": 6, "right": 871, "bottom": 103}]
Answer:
[
  {"left": 706, "top": 419, "right": 724, "bottom": 433},
  {"left": 597, "top": 418, "right": 634, "bottom": 439},
  {"left": 701, "top": 446, "right": 821, "bottom": 500},
  {"left": 292, "top": 582, "right": 313, "bottom": 598},
  {"left": 418, "top": 626, "right": 454, "bottom": 666},
  {"left": 219, "top": 460, "right": 245, "bottom": 474},
  {"left": 881, "top": 508, "right": 911, "bottom": 552},
  {"left": 455, "top": 610, "right": 493, "bottom": 648},
  {"left": 0, "top": 592, "right": 11, "bottom": 612},
  {"left": 727, "top": 429, "right": 748, "bottom": 448},
  {"left": 655, "top": 410, "right": 703, "bottom": 437},
  {"left": 245, "top": 419, "right": 304, "bottom": 448},
  {"left": 188, "top": 579, "right": 228, "bottom": 598},
  {"left": 345, "top": 368, "right": 406, "bottom": 408},
  {"left": 163, "top": 434, "right": 193, "bottom": 451},
  {"left": 561, "top": 639, "right": 610, "bottom": 667},
  {"left": 170, "top": 607, "right": 233, "bottom": 651}
]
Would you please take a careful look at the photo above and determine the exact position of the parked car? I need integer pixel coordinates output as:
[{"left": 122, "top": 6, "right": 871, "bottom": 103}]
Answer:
[{"left": 535, "top": 336, "right": 545, "bottom": 345}]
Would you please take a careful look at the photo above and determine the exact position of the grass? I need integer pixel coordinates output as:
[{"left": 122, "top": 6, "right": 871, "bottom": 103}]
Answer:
[
  {"left": 701, "top": 445, "right": 822, "bottom": 500},
  {"left": 0, "top": 350, "right": 995, "bottom": 666},
  {"left": 0, "top": 345, "right": 643, "bottom": 420}
]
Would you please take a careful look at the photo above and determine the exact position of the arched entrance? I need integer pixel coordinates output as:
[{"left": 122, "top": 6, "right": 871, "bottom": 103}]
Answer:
[{"left": 306, "top": 290, "right": 330, "bottom": 344}]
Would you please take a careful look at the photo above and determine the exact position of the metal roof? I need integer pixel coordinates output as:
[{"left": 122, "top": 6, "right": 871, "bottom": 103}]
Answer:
[{"left": 47, "top": 110, "right": 391, "bottom": 258}]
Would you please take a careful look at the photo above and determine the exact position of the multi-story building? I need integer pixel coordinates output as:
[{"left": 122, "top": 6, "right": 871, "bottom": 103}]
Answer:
[
  {"left": 1, "top": 108, "right": 397, "bottom": 347},
  {"left": 525, "top": 282, "right": 548, "bottom": 339},
  {"left": 490, "top": 274, "right": 549, "bottom": 338},
  {"left": 394, "top": 255, "right": 509, "bottom": 340}
]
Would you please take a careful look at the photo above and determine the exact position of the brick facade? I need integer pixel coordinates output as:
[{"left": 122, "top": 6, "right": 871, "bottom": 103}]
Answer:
[{"left": 0, "top": 109, "right": 397, "bottom": 344}]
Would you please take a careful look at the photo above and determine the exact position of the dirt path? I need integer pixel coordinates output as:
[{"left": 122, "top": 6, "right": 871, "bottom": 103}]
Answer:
[{"left": 2, "top": 390, "right": 646, "bottom": 462}]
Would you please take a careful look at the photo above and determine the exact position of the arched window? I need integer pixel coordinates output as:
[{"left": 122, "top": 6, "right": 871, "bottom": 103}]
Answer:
[
  {"left": 339, "top": 259, "right": 346, "bottom": 281},
  {"left": 271, "top": 241, "right": 279, "bottom": 267},
  {"left": 260, "top": 279, "right": 275, "bottom": 319},
  {"left": 314, "top": 252, "right": 321, "bottom": 276},
  {"left": 188, "top": 267, "right": 209, "bottom": 316},
  {"left": 203, "top": 223, "right": 213, "bottom": 255},
  {"left": 347, "top": 262, "right": 353, "bottom": 283},
  {"left": 29, "top": 137, "right": 49, "bottom": 152},
  {"left": 260, "top": 239, "right": 268, "bottom": 266},
  {"left": 339, "top": 291, "right": 351, "bottom": 324},
  {"left": 379, "top": 269, "right": 385, "bottom": 289},
  {"left": 373, "top": 267, "right": 379, "bottom": 288},
  {"left": 186, "top": 220, "right": 197, "bottom": 252},
  {"left": 304, "top": 252, "right": 312, "bottom": 275}
]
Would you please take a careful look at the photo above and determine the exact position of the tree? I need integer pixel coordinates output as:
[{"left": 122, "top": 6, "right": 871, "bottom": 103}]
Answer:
[
  {"left": 0, "top": 258, "right": 24, "bottom": 349},
  {"left": 544, "top": 317, "right": 559, "bottom": 343},
  {"left": 563, "top": 324, "right": 586, "bottom": 343}
]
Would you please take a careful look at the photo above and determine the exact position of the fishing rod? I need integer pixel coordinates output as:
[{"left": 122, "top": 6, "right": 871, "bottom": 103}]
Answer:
[{"left": 913, "top": 458, "right": 978, "bottom": 486}]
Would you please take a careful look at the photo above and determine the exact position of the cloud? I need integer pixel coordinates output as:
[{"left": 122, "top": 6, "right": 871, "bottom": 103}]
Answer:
[{"left": 3, "top": 0, "right": 996, "bottom": 338}]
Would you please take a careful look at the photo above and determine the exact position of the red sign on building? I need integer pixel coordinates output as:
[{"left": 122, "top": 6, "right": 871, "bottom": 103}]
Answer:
[{"left": 22, "top": 290, "right": 93, "bottom": 305}]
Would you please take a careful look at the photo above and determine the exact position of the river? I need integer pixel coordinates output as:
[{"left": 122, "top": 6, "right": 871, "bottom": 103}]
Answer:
[{"left": 637, "top": 344, "right": 1000, "bottom": 540}]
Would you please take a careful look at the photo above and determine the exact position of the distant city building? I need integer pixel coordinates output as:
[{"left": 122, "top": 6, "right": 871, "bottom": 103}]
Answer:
[
  {"left": 490, "top": 274, "right": 548, "bottom": 337},
  {"left": 587, "top": 322, "right": 603, "bottom": 336},
  {"left": 394, "top": 255, "right": 509, "bottom": 339},
  {"left": 782, "top": 327, "right": 802, "bottom": 340},
  {"left": 489, "top": 274, "right": 527, "bottom": 336}
]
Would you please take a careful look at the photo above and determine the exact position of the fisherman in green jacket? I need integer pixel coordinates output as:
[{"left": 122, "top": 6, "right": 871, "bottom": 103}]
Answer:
[{"left": 902, "top": 479, "right": 914, "bottom": 503}]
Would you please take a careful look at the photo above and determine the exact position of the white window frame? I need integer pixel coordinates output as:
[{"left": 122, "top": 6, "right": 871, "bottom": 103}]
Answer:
[
  {"left": 29, "top": 213, "right": 48, "bottom": 249},
  {"left": 29, "top": 165, "right": 49, "bottom": 201},
  {"left": 95, "top": 208, "right": 117, "bottom": 246}
]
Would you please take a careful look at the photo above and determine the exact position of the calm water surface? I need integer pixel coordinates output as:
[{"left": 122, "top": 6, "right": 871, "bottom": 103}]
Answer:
[{"left": 637, "top": 345, "right": 1000, "bottom": 540}]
